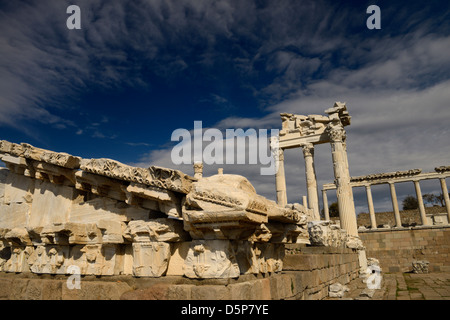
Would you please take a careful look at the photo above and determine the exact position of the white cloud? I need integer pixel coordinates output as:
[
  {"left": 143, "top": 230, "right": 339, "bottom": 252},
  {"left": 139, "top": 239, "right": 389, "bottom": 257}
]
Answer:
[{"left": 1, "top": 0, "right": 448, "bottom": 214}]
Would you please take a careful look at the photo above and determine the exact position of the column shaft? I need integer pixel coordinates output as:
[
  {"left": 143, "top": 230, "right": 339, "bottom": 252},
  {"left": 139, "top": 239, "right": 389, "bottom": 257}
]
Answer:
[
  {"left": 329, "top": 129, "right": 358, "bottom": 237},
  {"left": 322, "top": 190, "right": 330, "bottom": 221},
  {"left": 302, "top": 144, "right": 320, "bottom": 220},
  {"left": 440, "top": 178, "right": 450, "bottom": 224},
  {"left": 389, "top": 182, "right": 402, "bottom": 227},
  {"left": 275, "top": 149, "right": 287, "bottom": 207},
  {"left": 302, "top": 195, "right": 308, "bottom": 209},
  {"left": 365, "top": 185, "right": 377, "bottom": 229},
  {"left": 414, "top": 180, "right": 429, "bottom": 226}
]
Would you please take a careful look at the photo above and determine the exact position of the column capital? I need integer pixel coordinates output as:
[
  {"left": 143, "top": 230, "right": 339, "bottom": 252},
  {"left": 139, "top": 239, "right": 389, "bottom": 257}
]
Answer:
[
  {"left": 326, "top": 123, "right": 346, "bottom": 142},
  {"left": 300, "top": 143, "right": 314, "bottom": 157},
  {"left": 193, "top": 162, "right": 203, "bottom": 179}
]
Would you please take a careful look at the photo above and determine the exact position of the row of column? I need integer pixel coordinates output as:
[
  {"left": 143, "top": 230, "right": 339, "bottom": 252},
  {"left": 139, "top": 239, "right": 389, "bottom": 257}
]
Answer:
[
  {"left": 323, "top": 178, "right": 450, "bottom": 229},
  {"left": 275, "top": 145, "right": 322, "bottom": 222},
  {"left": 274, "top": 125, "right": 359, "bottom": 236}
]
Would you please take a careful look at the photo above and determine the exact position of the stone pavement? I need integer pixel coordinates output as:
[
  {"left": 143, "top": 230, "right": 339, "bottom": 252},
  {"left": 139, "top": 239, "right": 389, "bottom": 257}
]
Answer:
[
  {"left": 327, "top": 272, "right": 450, "bottom": 300},
  {"left": 381, "top": 272, "right": 450, "bottom": 300}
]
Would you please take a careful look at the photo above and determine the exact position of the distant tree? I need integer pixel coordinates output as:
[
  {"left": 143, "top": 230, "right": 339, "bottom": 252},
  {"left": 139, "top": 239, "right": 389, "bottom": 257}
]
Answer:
[
  {"left": 328, "top": 201, "right": 340, "bottom": 218},
  {"left": 402, "top": 195, "right": 418, "bottom": 210},
  {"left": 435, "top": 193, "right": 450, "bottom": 207},
  {"left": 423, "top": 193, "right": 437, "bottom": 207}
]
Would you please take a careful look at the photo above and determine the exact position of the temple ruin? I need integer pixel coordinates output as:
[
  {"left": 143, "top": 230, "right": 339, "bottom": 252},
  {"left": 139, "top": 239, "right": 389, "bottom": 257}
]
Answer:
[
  {"left": 0, "top": 101, "right": 448, "bottom": 300},
  {"left": 272, "top": 102, "right": 358, "bottom": 237}
]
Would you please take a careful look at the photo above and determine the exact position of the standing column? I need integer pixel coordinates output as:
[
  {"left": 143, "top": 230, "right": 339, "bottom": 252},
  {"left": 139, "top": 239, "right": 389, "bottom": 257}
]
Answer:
[
  {"left": 388, "top": 182, "right": 402, "bottom": 227},
  {"left": 365, "top": 184, "right": 377, "bottom": 229},
  {"left": 413, "top": 180, "right": 429, "bottom": 226},
  {"left": 327, "top": 124, "right": 358, "bottom": 237},
  {"left": 275, "top": 148, "right": 288, "bottom": 207},
  {"left": 322, "top": 189, "right": 330, "bottom": 221},
  {"left": 302, "top": 195, "right": 308, "bottom": 209},
  {"left": 301, "top": 143, "right": 320, "bottom": 220},
  {"left": 439, "top": 178, "right": 450, "bottom": 224}
]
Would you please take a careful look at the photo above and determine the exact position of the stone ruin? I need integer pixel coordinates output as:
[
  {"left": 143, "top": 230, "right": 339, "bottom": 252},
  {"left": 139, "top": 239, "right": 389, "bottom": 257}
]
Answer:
[
  {"left": 0, "top": 140, "right": 315, "bottom": 279},
  {"left": 412, "top": 260, "right": 430, "bottom": 274},
  {"left": 0, "top": 102, "right": 370, "bottom": 287}
]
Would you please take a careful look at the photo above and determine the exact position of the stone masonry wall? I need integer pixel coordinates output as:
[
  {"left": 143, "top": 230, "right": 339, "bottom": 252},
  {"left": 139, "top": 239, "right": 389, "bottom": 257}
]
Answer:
[
  {"left": 282, "top": 245, "right": 360, "bottom": 300},
  {"left": 357, "top": 207, "right": 449, "bottom": 227},
  {"left": 0, "top": 245, "right": 360, "bottom": 300},
  {"left": 359, "top": 226, "right": 450, "bottom": 273}
]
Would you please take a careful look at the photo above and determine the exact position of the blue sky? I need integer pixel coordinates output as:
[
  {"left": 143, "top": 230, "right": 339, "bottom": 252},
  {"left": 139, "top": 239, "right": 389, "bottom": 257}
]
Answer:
[{"left": 1, "top": 0, "right": 450, "bottom": 213}]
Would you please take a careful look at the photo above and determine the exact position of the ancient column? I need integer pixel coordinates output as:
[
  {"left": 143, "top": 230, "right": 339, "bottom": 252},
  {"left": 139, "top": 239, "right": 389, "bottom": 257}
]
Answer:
[
  {"left": 439, "top": 178, "right": 450, "bottom": 224},
  {"left": 413, "top": 180, "right": 429, "bottom": 226},
  {"left": 388, "top": 182, "right": 402, "bottom": 227},
  {"left": 322, "top": 189, "right": 330, "bottom": 220},
  {"left": 302, "top": 195, "right": 308, "bottom": 209},
  {"left": 327, "top": 124, "right": 358, "bottom": 237},
  {"left": 301, "top": 143, "right": 320, "bottom": 220},
  {"left": 365, "top": 184, "right": 377, "bottom": 229},
  {"left": 275, "top": 148, "right": 287, "bottom": 207}
]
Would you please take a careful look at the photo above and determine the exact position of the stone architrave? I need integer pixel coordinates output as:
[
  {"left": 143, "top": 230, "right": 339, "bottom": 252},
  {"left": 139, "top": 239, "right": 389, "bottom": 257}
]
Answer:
[{"left": 124, "top": 219, "right": 189, "bottom": 243}]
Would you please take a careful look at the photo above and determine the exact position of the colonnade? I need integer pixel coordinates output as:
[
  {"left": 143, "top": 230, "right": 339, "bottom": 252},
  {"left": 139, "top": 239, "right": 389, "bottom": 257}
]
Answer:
[
  {"left": 273, "top": 102, "right": 358, "bottom": 236},
  {"left": 322, "top": 168, "right": 450, "bottom": 228}
]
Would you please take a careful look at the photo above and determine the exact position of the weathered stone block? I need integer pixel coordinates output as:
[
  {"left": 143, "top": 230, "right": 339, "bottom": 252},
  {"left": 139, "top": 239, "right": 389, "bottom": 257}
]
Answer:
[
  {"left": 61, "top": 280, "right": 132, "bottom": 300},
  {"left": 190, "top": 285, "right": 231, "bottom": 300},
  {"left": 29, "top": 181, "right": 75, "bottom": 227},
  {"left": 132, "top": 242, "right": 170, "bottom": 277},
  {"left": 184, "top": 240, "right": 240, "bottom": 279},
  {"left": 167, "top": 241, "right": 190, "bottom": 276}
]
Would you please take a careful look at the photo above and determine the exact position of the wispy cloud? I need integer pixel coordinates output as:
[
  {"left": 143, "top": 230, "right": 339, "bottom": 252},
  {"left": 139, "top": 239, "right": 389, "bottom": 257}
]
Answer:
[
  {"left": 1, "top": 0, "right": 448, "bottom": 213},
  {"left": 126, "top": 142, "right": 152, "bottom": 147}
]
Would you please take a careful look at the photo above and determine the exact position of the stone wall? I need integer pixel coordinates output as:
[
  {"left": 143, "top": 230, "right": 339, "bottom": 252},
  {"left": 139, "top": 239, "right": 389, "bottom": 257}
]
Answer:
[
  {"left": 0, "top": 245, "right": 361, "bottom": 300},
  {"left": 359, "top": 226, "right": 450, "bottom": 273},
  {"left": 357, "top": 207, "right": 449, "bottom": 228},
  {"left": 282, "top": 245, "right": 360, "bottom": 300}
]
